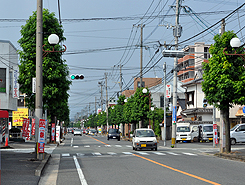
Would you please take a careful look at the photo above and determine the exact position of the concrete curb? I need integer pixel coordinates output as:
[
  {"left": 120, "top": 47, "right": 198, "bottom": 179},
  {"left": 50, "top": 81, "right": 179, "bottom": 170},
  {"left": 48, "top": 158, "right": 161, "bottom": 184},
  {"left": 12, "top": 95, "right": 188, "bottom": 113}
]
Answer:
[
  {"left": 214, "top": 152, "right": 245, "bottom": 162},
  {"left": 35, "top": 153, "right": 51, "bottom": 176}
]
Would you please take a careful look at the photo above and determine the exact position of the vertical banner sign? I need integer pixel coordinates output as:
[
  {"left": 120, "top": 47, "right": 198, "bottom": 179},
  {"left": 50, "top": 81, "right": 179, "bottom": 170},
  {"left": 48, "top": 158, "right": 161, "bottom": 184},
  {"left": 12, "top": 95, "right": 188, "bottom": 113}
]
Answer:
[
  {"left": 31, "top": 118, "right": 35, "bottom": 135},
  {"left": 213, "top": 123, "right": 218, "bottom": 144},
  {"left": 172, "top": 106, "right": 177, "bottom": 125},
  {"left": 22, "top": 118, "right": 27, "bottom": 137},
  {"left": 26, "top": 119, "right": 30, "bottom": 141},
  {"left": 38, "top": 119, "right": 46, "bottom": 153},
  {"left": 13, "top": 70, "right": 19, "bottom": 98},
  {"left": 166, "top": 84, "right": 171, "bottom": 98},
  {"left": 56, "top": 126, "right": 60, "bottom": 143},
  {"left": 51, "top": 123, "right": 55, "bottom": 141},
  {"left": 222, "top": 120, "right": 226, "bottom": 148}
]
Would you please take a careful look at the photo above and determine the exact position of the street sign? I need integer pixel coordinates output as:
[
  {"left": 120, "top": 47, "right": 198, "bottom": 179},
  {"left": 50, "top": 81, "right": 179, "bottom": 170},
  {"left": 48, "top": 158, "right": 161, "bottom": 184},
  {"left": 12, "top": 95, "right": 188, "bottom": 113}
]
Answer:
[
  {"left": 166, "top": 84, "right": 171, "bottom": 98},
  {"left": 32, "top": 77, "right": 36, "bottom": 93},
  {"left": 243, "top": 106, "right": 245, "bottom": 114}
]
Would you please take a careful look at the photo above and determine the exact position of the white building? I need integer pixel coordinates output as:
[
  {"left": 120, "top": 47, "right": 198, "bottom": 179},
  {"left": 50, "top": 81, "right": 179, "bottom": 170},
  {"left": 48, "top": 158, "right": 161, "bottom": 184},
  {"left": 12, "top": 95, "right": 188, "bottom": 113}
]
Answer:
[{"left": 0, "top": 40, "right": 19, "bottom": 113}]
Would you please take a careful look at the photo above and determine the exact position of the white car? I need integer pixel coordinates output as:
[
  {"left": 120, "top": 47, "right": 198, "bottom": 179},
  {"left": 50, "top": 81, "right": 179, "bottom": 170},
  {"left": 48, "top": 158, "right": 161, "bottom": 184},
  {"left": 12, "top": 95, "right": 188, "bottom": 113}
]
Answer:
[
  {"left": 132, "top": 128, "right": 157, "bottom": 151},
  {"left": 74, "top": 129, "right": 82, "bottom": 136},
  {"left": 230, "top": 124, "right": 245, "bottom": 145}
]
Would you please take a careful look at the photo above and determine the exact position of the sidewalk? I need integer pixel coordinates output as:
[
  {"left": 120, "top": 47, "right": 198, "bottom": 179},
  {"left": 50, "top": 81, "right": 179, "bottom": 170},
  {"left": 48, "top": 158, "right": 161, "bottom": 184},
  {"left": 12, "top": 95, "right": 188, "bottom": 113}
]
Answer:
[{"left": 1, "top": 139, "right": 57, "bottom": 185}]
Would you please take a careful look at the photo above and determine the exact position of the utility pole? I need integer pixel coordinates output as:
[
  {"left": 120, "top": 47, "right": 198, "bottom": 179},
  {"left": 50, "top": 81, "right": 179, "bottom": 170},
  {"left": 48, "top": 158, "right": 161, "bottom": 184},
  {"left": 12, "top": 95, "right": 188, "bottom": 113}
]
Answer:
[
  {"left": 95, "top": 97, "right": 97, "bottom": 114},
  {"left": 163, "top": 62, "right": 167, "bottom": 146},
  {"left": 220, "top": 19, "right": 225, "bottom": 153},
  {"left": 119, "top": 65, "right": 123, "bottom": 95},
  {"left": 140, "top": 24, "right": 145, "bottom": 88},
  {"left": 172, "top": 0, "right": 182, "bottom": 147},
  {"left": 35, "top": 0, "right": 43, "bottom": 159},
  {"left": 105, "top": 73, "right": 109, "bottom": 133}
]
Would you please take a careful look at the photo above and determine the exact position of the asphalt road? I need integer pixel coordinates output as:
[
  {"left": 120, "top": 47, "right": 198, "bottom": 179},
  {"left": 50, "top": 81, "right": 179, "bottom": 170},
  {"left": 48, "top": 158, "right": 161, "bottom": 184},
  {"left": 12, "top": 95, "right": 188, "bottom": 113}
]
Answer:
[{"left": 39, "top": 134, "right": 245, "bottom": 185}]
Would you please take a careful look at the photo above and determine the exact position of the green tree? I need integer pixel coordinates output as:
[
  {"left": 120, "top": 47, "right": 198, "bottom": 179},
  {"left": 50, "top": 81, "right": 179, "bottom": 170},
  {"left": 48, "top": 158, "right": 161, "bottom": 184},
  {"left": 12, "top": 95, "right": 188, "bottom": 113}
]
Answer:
[
  {"left": 202, "top": 31, "right": 245, "bottom": 153},
  {"left": 18, "top": 9, "right": 71, "bottom": 123}
]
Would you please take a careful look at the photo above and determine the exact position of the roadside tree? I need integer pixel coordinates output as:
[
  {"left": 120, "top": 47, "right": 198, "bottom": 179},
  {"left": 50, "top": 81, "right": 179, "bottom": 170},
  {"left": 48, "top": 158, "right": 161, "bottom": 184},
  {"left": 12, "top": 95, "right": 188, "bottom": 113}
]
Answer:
[
  {"left": 18, "top": 9, "right": 71, "bottom": 124},
  {"left": 202, "top": 31, "right": 245, "bottom": 153}
]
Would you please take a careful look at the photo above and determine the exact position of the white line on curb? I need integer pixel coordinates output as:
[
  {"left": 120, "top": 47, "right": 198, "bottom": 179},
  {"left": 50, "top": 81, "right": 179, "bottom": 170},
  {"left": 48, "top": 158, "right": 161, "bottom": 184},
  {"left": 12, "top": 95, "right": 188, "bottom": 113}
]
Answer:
[{"left": 73, "top": 155, "right": 88, "bottom": 185}]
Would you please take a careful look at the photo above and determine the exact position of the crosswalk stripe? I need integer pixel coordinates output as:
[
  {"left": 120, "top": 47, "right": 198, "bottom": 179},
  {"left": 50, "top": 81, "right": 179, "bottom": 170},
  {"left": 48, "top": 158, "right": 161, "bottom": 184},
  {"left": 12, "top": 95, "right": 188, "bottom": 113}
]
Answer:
[
  {"left": 126, "top": 145, "right": 132, "bottom": 148},
  {"left": 136, "top": 152, "right": 149, "bottom": 155},
  {"left": 115, "top": 145, "right": 122, "bottom": 147},
  {"left": 182, "top": 152, "right": 198, "bottom": 156},
  {"left": 166, "top": 152, "right": 179, "bottom": 155},
  {"left": 122, "top": 152, "right": 133, "bottom": 155},
  {"left": 105, "top": 145, "right": 111, "bottom": 147},
  {"left": 153, "top": 152, "right": 166, "bottom": 155},
  {"left": 77, "top": 153, "right": 85, "bottom": 157},
  {"left": 84, "top": 145, "right": 90, "bottom": 147},
  {"left": 92, "top": 152, "right": 102, "bottom": 156}
]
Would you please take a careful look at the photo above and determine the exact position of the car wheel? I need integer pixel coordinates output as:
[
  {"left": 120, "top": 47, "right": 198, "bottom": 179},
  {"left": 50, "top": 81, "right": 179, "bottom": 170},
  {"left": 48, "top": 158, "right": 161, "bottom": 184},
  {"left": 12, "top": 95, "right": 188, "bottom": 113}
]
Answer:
[
  {"left": 133, "top": 146, "right": 135, "bottom": 150},
  {"left": 155, "top": 147, "right": 157, "bottom": 151},
  {"left": 107, "top": 137, "right": 109, "bottom": 140},
  {"left": 231, "top": 138, "right": 236, "bottom": 145},
  {"left": 118, "top": 138, "right": 120, "bottom": 141}
]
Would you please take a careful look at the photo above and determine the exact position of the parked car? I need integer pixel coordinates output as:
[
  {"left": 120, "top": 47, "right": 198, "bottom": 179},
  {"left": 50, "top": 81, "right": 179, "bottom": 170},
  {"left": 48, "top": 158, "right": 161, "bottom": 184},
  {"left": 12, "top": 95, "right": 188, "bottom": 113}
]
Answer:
[
  {"left": 230, "top": 124, "right": 245, "bottom": 145},
  {"left": 107, "top": 129, "right": 120, "bottom": 141},
  {"left": 83, "top": 129, "right": 86, "bottom": 134},
  {"left": 198, "top": 124, "right": 213, "bottom": 142},
  {"left": 132, "top": 128, "right": 157, "bottom": 151},
  {"left": 85, "top": 129, "right": 90, "bottom": 135},
  {"left": 74, "top": 129, "right": 82, "bottom": 136},
  {"left": 89, "top": 129, "right": 97, "bottom": 136}
]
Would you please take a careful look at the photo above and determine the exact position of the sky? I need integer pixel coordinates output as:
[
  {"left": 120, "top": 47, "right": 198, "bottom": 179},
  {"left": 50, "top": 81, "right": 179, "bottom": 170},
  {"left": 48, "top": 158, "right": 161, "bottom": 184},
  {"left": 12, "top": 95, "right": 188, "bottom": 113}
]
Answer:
[{"left": 0, "top": 0, "right": 244, "bottom": 120}]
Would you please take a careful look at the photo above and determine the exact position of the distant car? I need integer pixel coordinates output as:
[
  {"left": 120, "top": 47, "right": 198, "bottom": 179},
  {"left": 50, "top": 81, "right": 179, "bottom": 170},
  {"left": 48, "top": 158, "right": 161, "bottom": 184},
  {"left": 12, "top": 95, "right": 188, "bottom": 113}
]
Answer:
[
  {"left": 89, "top": 129, "right": 97, "bottom": 136},
  {"left": 83, "top": 129, "right": 86, "bottom": 134},
  {"left": 85, "top": 129, "right": 89, "bottom": 135},
  {"left": 107, "top": 129, "right": 120, "bottom": 141},
  {"left": 74, "top": 129, "right": 82, "bottom": 136},
  {"left": 132, "top": 128, "right": 157, "bottom": 151},
  {"left": 230, "top": 124, "right": 245, "bottom": 145}
]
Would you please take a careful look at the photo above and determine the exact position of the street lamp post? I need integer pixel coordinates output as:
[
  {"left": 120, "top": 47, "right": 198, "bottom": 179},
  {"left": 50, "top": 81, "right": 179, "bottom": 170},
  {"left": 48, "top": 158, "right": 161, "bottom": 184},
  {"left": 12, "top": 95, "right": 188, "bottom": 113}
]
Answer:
[
  {"left": 35, "top": 33, "right": 66, "bottom": 159},
  {"left": 223, "top": 37, "right": 245, "bottom": 61},
  {"left": 124, "top": 98, "right": 130, "bottom": 138}
]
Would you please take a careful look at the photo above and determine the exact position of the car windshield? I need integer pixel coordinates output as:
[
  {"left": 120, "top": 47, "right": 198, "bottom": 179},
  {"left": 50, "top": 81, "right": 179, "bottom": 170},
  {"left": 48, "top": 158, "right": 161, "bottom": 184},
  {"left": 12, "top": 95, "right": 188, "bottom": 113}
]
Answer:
[
  {"left": 90, "top": 129, "right": 96, "bottom": 133},
  {"left": 136, "top": 130, "right": 155, "bottom": 137},
  {"left": 75, "top": 129, "right": 81, "bottom": 132},
  {"left": 109, "top": 129, "right": 118, "bottom": 134},
  {"left": 203, "top": 126, "right": 213, "bottom": 132},
  {"left": 230, "top": 124, "right": 239, "bottom": 131},
  {"left": 177, "top": 126, "right": 190, "bottom": 132}
]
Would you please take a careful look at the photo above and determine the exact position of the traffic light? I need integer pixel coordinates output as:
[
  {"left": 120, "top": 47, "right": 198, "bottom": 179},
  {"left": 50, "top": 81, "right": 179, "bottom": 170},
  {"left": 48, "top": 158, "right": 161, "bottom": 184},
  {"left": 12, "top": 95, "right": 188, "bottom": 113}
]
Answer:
[
  {"left": 70, "top": 74, "right": 84, "bottom": 80},
  {"left": 203, "top": 98, "right": 207, "bottom": 108}
]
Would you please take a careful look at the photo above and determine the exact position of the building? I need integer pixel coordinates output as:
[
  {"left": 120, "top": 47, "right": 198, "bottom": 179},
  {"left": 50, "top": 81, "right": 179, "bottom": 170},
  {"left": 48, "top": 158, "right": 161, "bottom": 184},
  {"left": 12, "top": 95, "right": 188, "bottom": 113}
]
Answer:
[{"left": 0, "top": 40, "right": 19, "bottom": 115}]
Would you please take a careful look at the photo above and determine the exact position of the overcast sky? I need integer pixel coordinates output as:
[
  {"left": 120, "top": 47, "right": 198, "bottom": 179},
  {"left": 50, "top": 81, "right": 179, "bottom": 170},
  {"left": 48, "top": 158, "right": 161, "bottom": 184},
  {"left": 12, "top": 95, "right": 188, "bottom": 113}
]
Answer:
[{"left": 0, "top": 0, "right": 244, "bottom": 120}]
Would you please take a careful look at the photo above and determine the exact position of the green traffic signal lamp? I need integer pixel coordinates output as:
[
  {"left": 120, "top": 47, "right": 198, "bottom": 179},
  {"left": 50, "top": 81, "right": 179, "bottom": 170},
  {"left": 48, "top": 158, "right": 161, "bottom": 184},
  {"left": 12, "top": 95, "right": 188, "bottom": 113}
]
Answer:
[{"left": 70, "top": 74, "right": 84, "bottom": 80}]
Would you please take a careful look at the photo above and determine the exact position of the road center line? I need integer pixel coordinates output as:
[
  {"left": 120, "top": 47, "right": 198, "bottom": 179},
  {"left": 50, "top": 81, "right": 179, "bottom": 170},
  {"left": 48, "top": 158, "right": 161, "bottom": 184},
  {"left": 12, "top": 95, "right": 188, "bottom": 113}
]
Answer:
[
  {"left": 86, "top": 135, "right": 109, "bottom": 145},
  {"left": 73, "top": 156, "right": 88, "bottom": 185},
  {"left": 71, "top": 138, "right": 73, "bottom": 147},
  {"left": 132, "top": 154, "right": 220, "bottom": 185}
]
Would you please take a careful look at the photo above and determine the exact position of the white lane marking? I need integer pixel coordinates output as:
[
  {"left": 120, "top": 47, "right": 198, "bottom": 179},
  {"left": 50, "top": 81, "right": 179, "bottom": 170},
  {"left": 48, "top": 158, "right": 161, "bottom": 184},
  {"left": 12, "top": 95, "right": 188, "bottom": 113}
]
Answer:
[
  {"left": 71, "top": 138, "right": 73, "bottom": 147},
  {"left": 153, "top": 152, "right": 166, "bottom": 155},
  {"left": 84, "top": 145, "right": 90, "bottom": 148},
  {"left": 122, "top": 152, "right": 133, "bottom": 155},
  {"left": 166, "top": 152, "right": 180, "bottom": 155},
  {"left": 92, "top": 152, "right": 102, "bottom": 156},
  {"left": 98, "top": 146, "right": 101, "bottom": 147},
  {"left": 115, "top": 145, "right": 122, "bottom": 147},
  {"left": 73, "top": 146, "right": 79, "bottom": 148},
  {"left": 62, "top": 153, "right": 70, "bottom": 157},
  {"left": 105, "top": 145, "right": 111, "bottom": 147},
  {"left": 73, "top": 156, "right": 88, "bottom": 185},
  {"left": 0, "top": 148, "right": 34, "bottom": 153},
  {"left": 126, "top": 145, "right": 132, "bottom": 148},
  {"left": 136, "top": 152, "right": 149, "bottom": 155},
  {"left": 107, "top": 152, "right": 117, "bottom": 155},
  {"left": 182, "top": 152, "right": 198, "bottom": 156}
]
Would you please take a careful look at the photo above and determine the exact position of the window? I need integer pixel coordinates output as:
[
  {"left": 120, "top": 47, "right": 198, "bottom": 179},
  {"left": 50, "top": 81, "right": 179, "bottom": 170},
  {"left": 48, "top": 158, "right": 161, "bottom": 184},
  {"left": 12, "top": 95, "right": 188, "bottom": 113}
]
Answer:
[
  {"left": 160, "top": 96, "right": 164, "bottom": 107},
  {"left": 204, "top": 47, "right": 210, "bottom": 59},
  {"left": 0, "top": 68, "right": 6, "bottom": 93},
  {"left": 186, "top": 91, "right": 194, "bottom": 105}
]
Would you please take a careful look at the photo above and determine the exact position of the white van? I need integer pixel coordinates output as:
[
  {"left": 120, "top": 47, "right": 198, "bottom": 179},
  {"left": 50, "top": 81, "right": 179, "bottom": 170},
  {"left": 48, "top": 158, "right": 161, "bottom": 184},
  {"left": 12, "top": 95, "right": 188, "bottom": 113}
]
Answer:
[
  {"left": 176, "top": 123, "right": 192, "bottom": 143},
  {"left": 230, "top": 124, "right": 245, "bottom": 145}
]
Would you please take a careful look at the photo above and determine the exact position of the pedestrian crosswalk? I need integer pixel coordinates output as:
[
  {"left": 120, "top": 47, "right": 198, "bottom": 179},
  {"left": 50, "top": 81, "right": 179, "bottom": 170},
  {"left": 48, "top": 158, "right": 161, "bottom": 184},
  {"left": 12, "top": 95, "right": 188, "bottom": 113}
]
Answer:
[{"left": 60, "top": 151, "right": 198, "bottom": 158}]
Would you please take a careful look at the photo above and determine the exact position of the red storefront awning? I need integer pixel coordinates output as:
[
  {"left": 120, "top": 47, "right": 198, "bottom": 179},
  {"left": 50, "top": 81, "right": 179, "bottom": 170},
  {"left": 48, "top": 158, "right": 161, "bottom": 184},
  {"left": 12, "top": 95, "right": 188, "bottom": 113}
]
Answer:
[{"left": 0, "top": 110, "right": 9, "bottom": 118}]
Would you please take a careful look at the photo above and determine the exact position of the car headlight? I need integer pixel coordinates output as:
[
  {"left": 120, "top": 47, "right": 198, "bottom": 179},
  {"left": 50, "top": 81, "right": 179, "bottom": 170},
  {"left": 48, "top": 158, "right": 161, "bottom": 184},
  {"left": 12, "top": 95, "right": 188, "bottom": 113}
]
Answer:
[{"left": 153, "top": 139, "right": 157, "bottom": 143}]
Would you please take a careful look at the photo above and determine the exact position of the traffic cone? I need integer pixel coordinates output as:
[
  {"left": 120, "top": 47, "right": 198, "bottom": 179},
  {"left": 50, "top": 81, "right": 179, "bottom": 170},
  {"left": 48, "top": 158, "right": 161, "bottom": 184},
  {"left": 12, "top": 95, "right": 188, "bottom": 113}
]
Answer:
[{"left": 5, "top": 137, "right": 8, "bottom": 147}]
